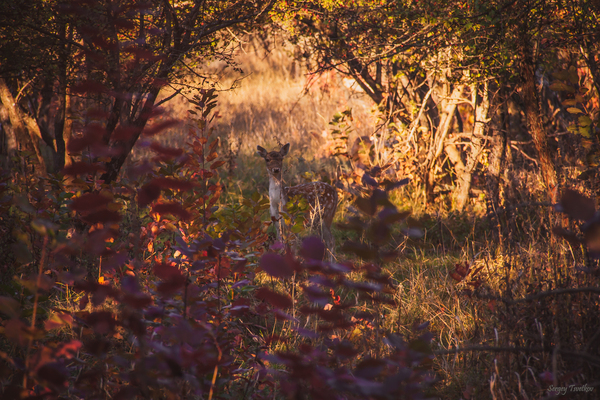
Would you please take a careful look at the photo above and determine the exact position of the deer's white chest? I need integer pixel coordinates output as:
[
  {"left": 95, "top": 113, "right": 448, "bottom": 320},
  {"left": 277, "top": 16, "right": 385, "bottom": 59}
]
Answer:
[{"left": 268, "top": 178, "right": 285, "bottom": 215}]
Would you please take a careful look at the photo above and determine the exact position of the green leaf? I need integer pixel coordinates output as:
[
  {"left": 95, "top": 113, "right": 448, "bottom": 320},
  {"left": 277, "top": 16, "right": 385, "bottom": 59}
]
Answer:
[
  {"left": 562, "top": 99, "right": 578, "bottom": 106},
  {"left": 567, "top": 66, "right": 579, "bottom": 84},
  {"left": 291, "top": 223, "right": 304, "bottom": 234},
  {"left": 566, "top": 107, "right": 583, "bottom": 114},
  {"left": 0, "top": 296, "right": 21, "bottom": 319},
  {"left": 31, "top": 219, "right": 58, "bottom": 236},
  {"left": 578, "top": 116, "right": 592, "bottom": 127},
  {"left": 549, "top": 82, "right": 576, "bottom": 93},
  {"left": 579, "top": 125, "right": 591, "bottom": 138}
]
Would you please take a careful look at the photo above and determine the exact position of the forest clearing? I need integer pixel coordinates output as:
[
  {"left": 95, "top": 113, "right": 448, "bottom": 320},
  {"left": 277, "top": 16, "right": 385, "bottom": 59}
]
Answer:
[{"left": 1, "top": 0, "right": 600, "bottom": 399}]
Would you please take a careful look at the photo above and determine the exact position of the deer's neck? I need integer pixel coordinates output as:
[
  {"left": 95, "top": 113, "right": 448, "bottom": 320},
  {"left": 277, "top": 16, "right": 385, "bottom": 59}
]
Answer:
[{"left": 268, "top": 174, "right": 287, "bottom": 207}]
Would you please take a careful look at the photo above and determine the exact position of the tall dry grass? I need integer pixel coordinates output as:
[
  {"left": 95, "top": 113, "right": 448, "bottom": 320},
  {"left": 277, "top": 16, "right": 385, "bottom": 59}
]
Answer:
[
  {"left": 130, "top": 34, "right": 599, "bottom": 399},
  {"left": 139, "top": 36, "right": 374, "bottom": 167}
]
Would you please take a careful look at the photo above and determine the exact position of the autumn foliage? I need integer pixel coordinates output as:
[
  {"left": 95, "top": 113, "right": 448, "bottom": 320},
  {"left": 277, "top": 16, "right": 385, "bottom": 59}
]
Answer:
[{"left": 3, "top": 0, "right": 600, "bottom": 399}]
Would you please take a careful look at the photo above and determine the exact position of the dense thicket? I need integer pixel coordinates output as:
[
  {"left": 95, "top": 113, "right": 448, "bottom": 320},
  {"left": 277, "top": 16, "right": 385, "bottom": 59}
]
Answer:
[
  {"left": 275, "top": 0, "right": 600, "bottom": 209},
  {"left": 1, "top": 1, "right": 600, "bottom": 399}
]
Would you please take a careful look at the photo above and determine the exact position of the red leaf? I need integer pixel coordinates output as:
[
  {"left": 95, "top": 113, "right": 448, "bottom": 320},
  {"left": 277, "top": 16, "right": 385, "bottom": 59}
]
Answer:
[
  {"left": 37, "top": 362, "right": 68, "bottom": 387},
  {"left": 455, "top": 262, "right": 470, "bottom": 277},
  {"left": 112, "top": 124, "right": 141, "bottom": 141},
  {"left": 153, "top": 262, "right": 183, "bottom": 281},
  {"left": 157, "top": 278, "right": 186, "bottom": 295},
  {"left": 259, "top": 253, "right": 294, "bottom": 278},
  {"left": 584, "top": 223, "right": 600, "bottom": 253},
  {"left": 81, "top": 209, "right": 122, "bottom": 224},
  {"left": 153, "top": 263, "right": 186, "bottom": 294},
  {"left": 214, "top": 257, "right": 231, "bottom": 278},
  {"left": 300, "top": 236, "right": 325, "bottom": 261},
  {"left": 230, "top": 298, "right": 250, "bottom": 316},
  {"left": 69, "top": 192, "right": 112, "bottom": 212},
  {"left": 150, "top": 177, "right": 195, "bottom": 191},
  {"left": 0, "top": 296, "right": 20, "bottom": 319},
  {"left": 301, "top": 285, "right": 330, "bottom": 304},
  {"left": 55, "top": 340, "right": 83, "bottom": 358},
  {"left": 274, "top": 309, "right": 296, "bottom": 320},
  {"left": 210, "top": 160, "right": 226, "bottom": 170},
  {"left": 44, "top": 312, "right": 73, "bottom": 330},
  {"left": 149, "top": 142, "right": 184, "bottom": 158},
  {"left": 449, "top": 271, "right": 464, "bottom": 282},
  {"left": 138, "top": 183, "right": 161, "bottom": 207},
  {"left": 560, "top": 189, "right": 596, "bottom": 221},
  {"left": 62, "top": 161, "right": 106, "bottom": 176},
  {"left": 552, "top": 226, "right": 581, "bottom": 247},
  {"left": 122, "top": 293, "right": 152, "bottom": 308},
  {"left": 232, "top": 258, "right": 248, "bottom": 273},
  {"left": 68, "top": 132, "right": 102, "bottom": 153},
  {"left": 72, "top": 80, "right": 108, "bottom": 94},
  {"left": 255, "top": 287, "right": 293, "bottom": 309},
  {"left": 142, "top": 119, "right": 180, "bottom": 137},
  {"left": 151, "top": 202, "right": 191, "bottom": 220},
  {"left": 354, "top": 357, "right": 386, "bottom": 379},
  {"left": 85, "top": 311, "right": 116, "bottom": 335},
  {"left": 4, "top": 319, "right": 29, "bottom": 346}
]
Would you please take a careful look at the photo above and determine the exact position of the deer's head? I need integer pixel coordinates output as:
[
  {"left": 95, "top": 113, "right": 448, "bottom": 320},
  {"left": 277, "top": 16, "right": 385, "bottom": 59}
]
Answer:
[{"left": 257, "top": 143, "right": 290, "bottom": 181}]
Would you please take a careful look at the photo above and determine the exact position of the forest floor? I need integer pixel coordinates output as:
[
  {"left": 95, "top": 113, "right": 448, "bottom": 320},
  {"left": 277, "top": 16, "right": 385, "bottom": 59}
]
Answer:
[{"left": 126, "top": 37, "right": 597, "bottom": 399}]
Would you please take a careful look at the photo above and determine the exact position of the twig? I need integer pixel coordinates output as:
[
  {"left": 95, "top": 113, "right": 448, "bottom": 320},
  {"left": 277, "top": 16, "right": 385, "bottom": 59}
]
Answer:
[
  {"left": 155, "top": 86, "right": 184, "bottom": 107},
  {"left": 510, "top": 143, "right": 539, "bottom": 166},
  {"left": 407, "top": 86, "right": 434, "bottom": 149}
]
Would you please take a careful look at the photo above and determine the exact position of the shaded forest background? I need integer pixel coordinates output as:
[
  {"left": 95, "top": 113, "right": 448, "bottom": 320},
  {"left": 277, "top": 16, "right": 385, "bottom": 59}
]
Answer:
[{"left": 1, "top": 0, "right": 600, "bottom": 399}]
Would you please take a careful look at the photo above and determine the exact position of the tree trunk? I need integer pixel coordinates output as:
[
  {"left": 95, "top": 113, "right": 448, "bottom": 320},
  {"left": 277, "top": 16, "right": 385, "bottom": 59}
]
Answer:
[
  {"left": 53, "top": 20, "right": 73, "bottom": 171},
  {"left": 454, "top": 82, "right": 490, "bottom": 211},
  {"left": 0, "top": 102, "right": 17, "bottom": 170},
  {"left": 487, "top": 90, "right": 509, "bottom": 211},
  {"left": 518, "top": 36, "right": 558, "bottom": 202},
  {"left": 0, "top": 79, "right": 47, "bottom": 176},
  {"left": 99, "top": 85, "right": 162, "bottom": 184},
  {"left": 425, "top": 82, "right": 467, "bottom": 204}
]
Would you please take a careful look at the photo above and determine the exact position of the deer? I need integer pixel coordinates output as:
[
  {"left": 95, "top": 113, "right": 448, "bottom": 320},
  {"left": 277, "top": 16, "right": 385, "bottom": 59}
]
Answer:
[{"left": 257, "top": 143, "right": 338, "bottom": 257}]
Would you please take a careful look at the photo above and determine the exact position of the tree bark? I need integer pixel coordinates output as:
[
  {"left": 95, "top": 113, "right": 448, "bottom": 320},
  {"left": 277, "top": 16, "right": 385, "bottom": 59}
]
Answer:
[
  {"left": 0, "top": 79, "right": 47, "bottom": 175},
  {"left": 487, "top": 90, "right": 509, "bottom": 210},
  {"left": 99, "top": 85, "right": 161, "bottom": 184},
  {"left": 0, "top": 102, "right": 17, "bottom": 169}
]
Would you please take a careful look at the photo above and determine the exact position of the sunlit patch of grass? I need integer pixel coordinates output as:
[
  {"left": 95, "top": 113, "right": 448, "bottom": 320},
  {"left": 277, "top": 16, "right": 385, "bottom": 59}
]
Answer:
[{"left": 120, "top": 31, "right": 600, "bottom": 400}]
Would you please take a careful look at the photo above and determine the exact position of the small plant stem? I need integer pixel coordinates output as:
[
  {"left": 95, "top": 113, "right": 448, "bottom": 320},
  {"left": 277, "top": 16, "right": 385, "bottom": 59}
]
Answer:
[
  {"left": 208, "top": 339, "right": 223, "bottom": 400},
  {"left": 183, "top": 270, "right": 189, "bottom": 319},
  {"left": 23, "top": 235, "right": 49, "bottom": 389},
  {"left": 291, "top": 271, "right": 296, "bottom": 320}
]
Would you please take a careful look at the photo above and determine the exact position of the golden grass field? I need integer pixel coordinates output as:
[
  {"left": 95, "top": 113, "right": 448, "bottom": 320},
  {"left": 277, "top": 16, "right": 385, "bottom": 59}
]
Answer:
[{"left": 126, "top": 36, "right": 596, "bottom": 399}]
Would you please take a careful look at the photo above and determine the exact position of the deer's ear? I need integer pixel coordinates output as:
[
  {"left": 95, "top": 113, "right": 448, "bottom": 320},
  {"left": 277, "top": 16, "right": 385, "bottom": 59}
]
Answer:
[
  {"left": 257, "top": 145, "right": 268, "bottom": 158},
  {"left": 281, "top": 143, "right": 290, "bottom": 156}
]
